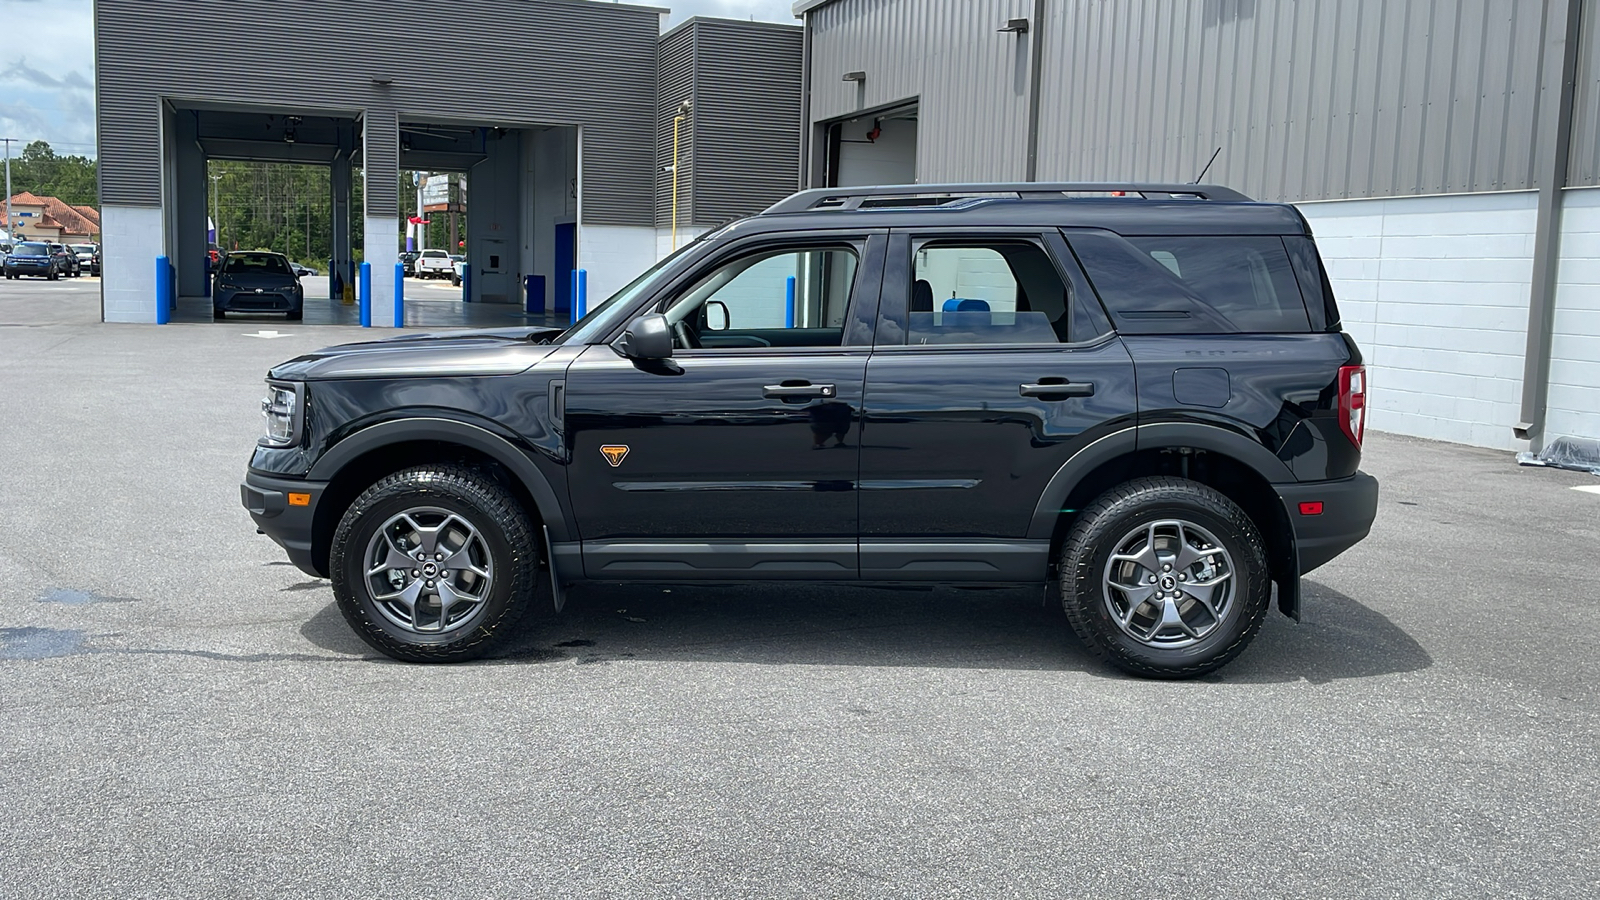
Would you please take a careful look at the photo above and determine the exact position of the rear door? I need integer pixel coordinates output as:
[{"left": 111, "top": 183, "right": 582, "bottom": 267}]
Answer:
[
  {"left": 563, "top": 230, "right": 886, "bottom": 580},
  {"left": 857, "top": 228, "right": 1137, "bottom": 581}
]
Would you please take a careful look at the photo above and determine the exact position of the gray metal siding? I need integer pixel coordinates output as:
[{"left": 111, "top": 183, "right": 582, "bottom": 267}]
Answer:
[
  {"left": 656, "top": 26, "right": 698, "bottom": 229},
  {"left": 804, "top": 0, "right": 1565, "bottom": 202},
  {"left": 1039, "top": 0, "right": 1550, "bottom": 200},
  {"left": 689, "top": 21, "right": 804, "bottom": 224},
  {"left": 96, "top": 0, "right": 660, "bottom": 225},
  {"left": 807, "top": 0, "right": 1034, "bottom": 182},
  {"left": 1570, "top": 0, "right": 1600, "bottom": 185}
]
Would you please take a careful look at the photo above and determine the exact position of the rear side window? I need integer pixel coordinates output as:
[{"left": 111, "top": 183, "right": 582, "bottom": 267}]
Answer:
[{"left": 1068, "top": 233, "right": 1312, "bottom": 334}]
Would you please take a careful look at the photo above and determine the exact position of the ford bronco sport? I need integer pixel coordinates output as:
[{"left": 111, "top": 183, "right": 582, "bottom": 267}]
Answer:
[{"left": 242, "top": 183, "right": 1378, "bottom": 678}]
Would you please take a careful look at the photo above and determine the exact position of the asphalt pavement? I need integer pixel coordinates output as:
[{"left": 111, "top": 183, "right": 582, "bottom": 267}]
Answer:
[{"left": 1, "top": 304, "right": 1597, "bottom": 898}]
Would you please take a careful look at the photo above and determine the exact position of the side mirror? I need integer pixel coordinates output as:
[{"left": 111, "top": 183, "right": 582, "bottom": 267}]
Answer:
[
  {"left": 618, "top": 313, "right": 674, "bottom": 360},
  {"left": 704, "top": 300, "right": 730, "bottom": 331}
]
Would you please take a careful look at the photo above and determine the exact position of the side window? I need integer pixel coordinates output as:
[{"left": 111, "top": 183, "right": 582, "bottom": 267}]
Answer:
[
  {"left": 664, "top": 246, "right": 859, "bottom": 350},
  {"left": 1068, "top": 233, "right": 1312, "bottom": 334},
  {"left": 906, "top": 240, "right": 1072, "bottom": 345}
]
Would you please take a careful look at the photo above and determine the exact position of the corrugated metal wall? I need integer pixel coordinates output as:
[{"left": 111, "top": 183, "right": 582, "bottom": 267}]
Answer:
[
  {"left": 807, "top": 0, "right": 1034, "bottom": 182},
  {"left": 1569, "top": 0, "right": 1600, "bottom": 185},
  {"left": 1038, "top": 0, "right": 1549, "bottom": 200},
  {"left": 96, "top": 0, "right": 659, "bottom": 225},
  {"left": 804, "top": 0, "right": 1600, "bottom": 202},
  {"left": 656, "top": 19, "right": 803, "bottom": 229},
  {"left": 690, "top": 20, "right": 804, "bottom": 224},
  {"left": 656, "top": 25, "right": 698, "bottom": 230}
]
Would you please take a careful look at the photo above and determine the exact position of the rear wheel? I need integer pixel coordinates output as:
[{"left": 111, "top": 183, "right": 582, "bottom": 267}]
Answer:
[
  {"left": 1059, "top": 476, "right": 1270, "bottom": 679},
  {"left": 331, "top": 465, "right": 541, "bottom": 662}
]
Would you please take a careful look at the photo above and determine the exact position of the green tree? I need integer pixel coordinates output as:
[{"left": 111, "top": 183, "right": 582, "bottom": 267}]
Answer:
[{"left": 7, "top": 141, "right": 97, "bottom": 207}]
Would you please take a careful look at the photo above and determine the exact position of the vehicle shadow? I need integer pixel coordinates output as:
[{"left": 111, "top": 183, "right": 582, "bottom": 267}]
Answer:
[{"left": 299, "top": 578, "right": 1430, "bottom": 683}]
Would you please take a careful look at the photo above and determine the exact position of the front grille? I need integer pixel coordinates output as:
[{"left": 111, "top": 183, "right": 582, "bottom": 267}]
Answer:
[{"left": 228, "top": 293, "right": 290, "bottom": 311}]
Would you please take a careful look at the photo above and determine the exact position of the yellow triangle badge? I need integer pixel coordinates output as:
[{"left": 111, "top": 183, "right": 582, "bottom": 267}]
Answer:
[{"left": 600, "top": 445, "right": 630, "bottom": 468}]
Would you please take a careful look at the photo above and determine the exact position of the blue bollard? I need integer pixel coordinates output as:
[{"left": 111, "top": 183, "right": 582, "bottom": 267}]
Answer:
[
  {"left": 359, "top": 261, "right": 372, "bottom": 327},
  {"left": 577, "top": 269, "right": 588, "bottom": 320},
  {"left": 785, "top": 275, "right": 796, "bottom": 328},
  {"left": 462, "top": 264, "right": 471, "bottom": 303},
  {"left": 393, "top": 262, "right": 405, "bottom": 328},
  {"left": 155, "top": 255, "right": 171, "bottom": 324}
]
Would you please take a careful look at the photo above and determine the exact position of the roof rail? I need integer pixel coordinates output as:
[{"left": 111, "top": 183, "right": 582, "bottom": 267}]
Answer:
[{"left": 764, "top": 182, "right": 1253, "bottom": 214}]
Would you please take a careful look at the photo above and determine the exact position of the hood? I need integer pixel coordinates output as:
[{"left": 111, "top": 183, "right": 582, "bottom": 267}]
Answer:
[{"left": 269, "top": 326, "right": 565, "bottom": 381}]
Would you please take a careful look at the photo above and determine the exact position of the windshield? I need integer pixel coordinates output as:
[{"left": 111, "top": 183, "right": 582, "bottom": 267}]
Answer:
[
  {"left": 71, "top": 244, "right": 95, "bottom": 253},
  {"left": 14, "top": 242, "right": 48, "bottom": 254},
  {"left": 556, "top": 228, "right": 725, "bottom": 345},
  {"left": 222, "top": 254, "right": 293, "bottom": 276}
]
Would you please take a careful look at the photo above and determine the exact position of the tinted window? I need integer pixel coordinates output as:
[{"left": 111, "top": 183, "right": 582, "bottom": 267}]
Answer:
[
  {"left": 905, "top": 241, "right": 1074, "bottom": 345},
  {"left": 1283, "top": 235, "right": 1339, "bottom": 330},
  {"left": 15, "top": 242, "right": 48, "bottom": 254},
  {"left": 222, "top": 255, "right": 293, "bottom": 276},
  {"left": 1069, "top": 233, "right": 1312, "bottom": 334}
]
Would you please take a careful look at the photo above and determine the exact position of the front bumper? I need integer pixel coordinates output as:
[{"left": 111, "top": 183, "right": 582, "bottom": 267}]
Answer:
[
  {"left": 242, "top": 470, "right": 328, "bottom": 577},
  {"left": 1276, "top": 472, "right": 1380, "bottom": 574},
  {"left": 216, "top": 290, "right": 302, "bottom": 312}
]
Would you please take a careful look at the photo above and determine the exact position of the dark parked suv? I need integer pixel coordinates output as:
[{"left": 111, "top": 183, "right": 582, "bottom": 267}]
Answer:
[{"left": 242, "top": 183, "right": 1378, "bottom": 678}]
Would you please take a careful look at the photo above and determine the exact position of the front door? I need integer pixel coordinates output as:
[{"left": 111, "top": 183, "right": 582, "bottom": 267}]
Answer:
[
  {"left": 857, "top": 230, "right": 1138, "bottom": 581},
  {"left": 564, "top": 233, "right": 886, "bottom": 580}
]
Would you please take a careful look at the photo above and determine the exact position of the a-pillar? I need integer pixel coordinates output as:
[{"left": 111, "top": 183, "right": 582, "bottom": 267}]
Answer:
[
  {"left": 173, "top": 110, "right": 209, "bottom": 298},
  {"left": 362, "top": 104, "right": 400, "bottom": 324},
  {"left": 330, "top": 122, "right": 354, "bottom": 301}
]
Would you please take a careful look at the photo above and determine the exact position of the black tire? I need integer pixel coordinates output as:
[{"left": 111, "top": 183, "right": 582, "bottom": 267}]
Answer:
[
  {"left": 286, "top": 308, "right": 303, "bottom": 321},
  {"left": 330, "top": 464, "right": 541, "bottom": 662},
  {"left": 212, "top": 309, "right": 225, "bottom": 320},
  {"left": 1059, "top": 476, "right": 1270, "bottom": 679},
  {"left": 47, "top": 270, "right": 58, "bottom": 281}
]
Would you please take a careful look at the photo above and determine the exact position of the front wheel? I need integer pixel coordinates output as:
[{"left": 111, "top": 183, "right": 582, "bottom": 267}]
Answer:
[
  {"left": 1059, "top": 477, "right": 1270, "bottom": 679},
  {"left": 330, "top": 465, "right": 541, "bottom": 662}
]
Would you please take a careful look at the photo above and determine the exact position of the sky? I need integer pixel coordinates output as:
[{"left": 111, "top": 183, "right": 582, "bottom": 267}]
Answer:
[{"left": 0, "top": 0, "right": 796, "bottom": 161}]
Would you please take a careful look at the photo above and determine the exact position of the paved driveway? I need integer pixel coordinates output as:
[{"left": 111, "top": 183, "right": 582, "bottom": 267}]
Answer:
[{"left": 1, "top": 321, "right": 1596, "bottom": 898}]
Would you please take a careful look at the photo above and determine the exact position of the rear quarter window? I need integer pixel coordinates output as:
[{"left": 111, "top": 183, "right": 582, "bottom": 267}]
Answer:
[{"left": 1068, "top": 233, "right": 1313, "bottom": 334}]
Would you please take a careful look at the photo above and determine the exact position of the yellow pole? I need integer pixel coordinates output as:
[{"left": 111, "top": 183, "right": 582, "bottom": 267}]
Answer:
[{"left": 672, "top": 113, "right": 684, "bottom": 251}]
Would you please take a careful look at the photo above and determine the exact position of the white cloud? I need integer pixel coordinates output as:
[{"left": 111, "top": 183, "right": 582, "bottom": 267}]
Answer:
[
  {"left": 665, "top": 0, "right": 795, "bottom": 25},
  {"left": 0, "top": 0, "right": 96, "bottom": 154}
]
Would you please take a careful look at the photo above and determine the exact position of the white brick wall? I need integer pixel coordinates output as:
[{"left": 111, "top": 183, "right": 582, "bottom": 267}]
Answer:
[
  {"left": 580, "top": 225, "right": 657, "bottom": 309},
  {"left": 101, "top": 205, "right": 164, "bottom": 324},
  {"left": 1297, "top": 191, "right": 1539, "bottom": 450},
  {"left": 1549, "top": 187, "right": 1600, "bottom": 443}
]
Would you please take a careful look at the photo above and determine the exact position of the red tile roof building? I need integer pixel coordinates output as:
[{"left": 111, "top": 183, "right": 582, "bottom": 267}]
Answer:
[{"left": 4, "top": 192, "right": 100, "bottom": 243}]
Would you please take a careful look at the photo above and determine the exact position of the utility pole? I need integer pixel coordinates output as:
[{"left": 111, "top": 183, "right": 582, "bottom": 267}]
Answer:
[
  {"left": 210, "top": 172, "right": 222, "bottom": 250},
  {"left": 2, "top": 137, "right": 16, "bottom": 245}
]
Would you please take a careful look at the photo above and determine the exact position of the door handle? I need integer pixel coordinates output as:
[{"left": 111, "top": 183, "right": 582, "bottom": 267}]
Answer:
[
  {"left": 763, "top": 382, "right": 837, "bottom": 400},
  {"left": 1020, "top": 380, "right": 1095, "bottom": 399}
]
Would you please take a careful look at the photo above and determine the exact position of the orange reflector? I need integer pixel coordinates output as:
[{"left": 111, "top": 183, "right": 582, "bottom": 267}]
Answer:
[
  {"left": 288, "top": 493, "right": 311, "bottom": 507},
  {"left": 1299, "top": 501, "right": 1323, "bottom": 516}
]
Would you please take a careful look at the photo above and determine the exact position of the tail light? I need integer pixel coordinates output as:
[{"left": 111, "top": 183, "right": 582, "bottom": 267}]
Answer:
[{"left": 1338, "top": 364, "right": 1367, "bottom": 448}]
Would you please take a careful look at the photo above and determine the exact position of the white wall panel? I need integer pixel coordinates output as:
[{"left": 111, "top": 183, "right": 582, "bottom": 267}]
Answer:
[
  {"left": 1296, "top": 191, "right": 1538, "bottom": 450},
  {"left": 1548, "top": 187, "right": 1600, "bottom": 442}
]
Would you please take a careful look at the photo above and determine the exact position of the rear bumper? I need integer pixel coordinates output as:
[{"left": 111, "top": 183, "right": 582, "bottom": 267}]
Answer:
[
  {"left": 1277, "top": 472, "right": 1380, "bottom": 574},
  {"left": 242, "top": 471, "right": 328, "bottom": 578}
]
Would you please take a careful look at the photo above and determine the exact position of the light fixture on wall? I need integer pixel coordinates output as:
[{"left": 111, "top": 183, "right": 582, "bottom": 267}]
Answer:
[
  {"left": 998, "top": 18, "right": 1029, "bottom": 33},
  {"left": 842, "top": 71, "right": 866, "bottom": 83},
  {"left": 371, "top": 74, "right": 394, "bottom": 86}
]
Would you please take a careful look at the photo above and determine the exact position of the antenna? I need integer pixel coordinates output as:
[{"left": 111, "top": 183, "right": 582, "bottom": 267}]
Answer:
[{"left": 1193, "top": 147, "right": 1222, "bottom": 184}]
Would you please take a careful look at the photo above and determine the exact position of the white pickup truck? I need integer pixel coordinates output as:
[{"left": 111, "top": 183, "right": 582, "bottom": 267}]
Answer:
[{"left": 413, "top": 249, "right": 454, "bottom": 279}]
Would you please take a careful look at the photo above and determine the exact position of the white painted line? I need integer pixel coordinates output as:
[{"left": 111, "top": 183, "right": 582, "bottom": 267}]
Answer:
[
  {"left": 242, "top": 330, "right": 293, "bottom": 339},
  {"left": 1573, "top": 485, "right": 1600, "bottom": 495}
]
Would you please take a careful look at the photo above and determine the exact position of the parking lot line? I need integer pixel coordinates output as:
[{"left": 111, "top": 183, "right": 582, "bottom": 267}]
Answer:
[{"left": 1572, "top": 485, "right": 1600, "bottom": 494}]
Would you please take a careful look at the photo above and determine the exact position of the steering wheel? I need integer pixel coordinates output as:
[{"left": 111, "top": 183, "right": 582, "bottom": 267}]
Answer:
[{"left": 672, "top": 319, "right": 700, "bottom": 350}]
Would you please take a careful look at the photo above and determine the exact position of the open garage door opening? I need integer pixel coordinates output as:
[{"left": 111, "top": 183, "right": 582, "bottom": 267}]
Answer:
[
  {"left": 160, "top": 103, "right": 580, "bottom": 329},
  {"left": 825, "top": 103, "right": 918, "bottom": 187}
]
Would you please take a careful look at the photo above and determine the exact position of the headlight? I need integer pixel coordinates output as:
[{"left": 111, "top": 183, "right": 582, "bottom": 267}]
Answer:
[{"left": 260, "top": 381, "right": 304, "bottom": 447}]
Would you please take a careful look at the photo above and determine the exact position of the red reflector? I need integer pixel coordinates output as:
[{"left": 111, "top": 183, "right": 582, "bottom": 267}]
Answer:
[{"left": 1299, "top": 501, "right": 1324, "bottom": 516}]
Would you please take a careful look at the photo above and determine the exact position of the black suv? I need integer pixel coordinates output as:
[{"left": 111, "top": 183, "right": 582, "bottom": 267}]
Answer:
[{"left": 243, "top": 183, "right": 1378, "bottom": 678}]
